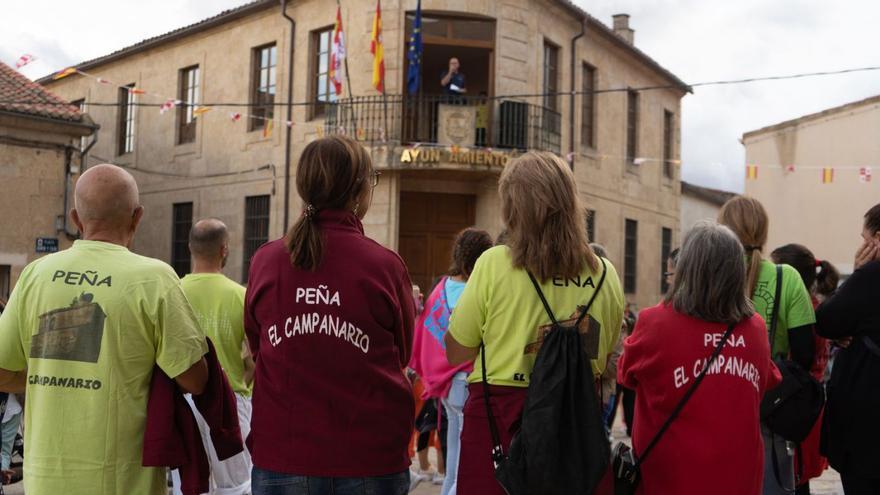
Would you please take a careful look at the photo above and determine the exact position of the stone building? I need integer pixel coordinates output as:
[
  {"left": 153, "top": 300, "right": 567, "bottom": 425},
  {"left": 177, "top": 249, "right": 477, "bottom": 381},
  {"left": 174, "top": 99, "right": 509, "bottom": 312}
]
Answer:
[
  {"left": 680, "top": 181, "right": 736, "bottom": 235},
  {"left": 743, "top": 94, "right": 880, "bottom": 275},
  {"left": 0, "top": 61, "right": 96, "bottom": 298},
  {"left": 40, "top": 0, "right": 688, "bottom": 309}
]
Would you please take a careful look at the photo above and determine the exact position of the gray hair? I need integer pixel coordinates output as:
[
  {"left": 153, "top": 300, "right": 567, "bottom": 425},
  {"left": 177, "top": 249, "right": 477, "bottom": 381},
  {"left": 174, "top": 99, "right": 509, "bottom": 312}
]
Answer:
[{"left": 664, "top": 221, "right": 754, "bottom": 324}]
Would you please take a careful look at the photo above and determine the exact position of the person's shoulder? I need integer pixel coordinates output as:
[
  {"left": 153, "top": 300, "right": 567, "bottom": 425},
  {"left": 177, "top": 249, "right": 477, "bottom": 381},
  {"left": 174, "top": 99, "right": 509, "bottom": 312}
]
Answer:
[
  {"left": 743, "top": 312, "right": 768, "bottom": 331},
  {"left": 633, "top": 303, "right": 668, "bottom": 327},
  {"left": 597, "top": 257, "right": 621, "bottom": 284},
  {"left": 778, "top": 263, "right": 804, "bottom": 284},
  {"left": 480, "top": 245, "right": 509, "bottom": 263},
  {"left": 856, "top": 260, "right": 880, "bottom": 276},
  {"left": 122, "top": 251, "right": 179, "bottom": 282},
  {"left": 249, "top": 238, "right": 288, "bottom": 267},
  {"left": 357, "top": 236, "right": 410, "bottom": 275},
  {"left": 220, "top": 275, "right": 247, "bottom": 297}
]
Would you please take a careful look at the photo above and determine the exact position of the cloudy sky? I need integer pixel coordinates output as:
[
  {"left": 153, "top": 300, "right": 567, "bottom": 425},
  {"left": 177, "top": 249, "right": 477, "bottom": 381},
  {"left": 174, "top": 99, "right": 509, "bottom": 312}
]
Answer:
[{"left": 2, "top": 0, "right": 877, "bottom": 192}]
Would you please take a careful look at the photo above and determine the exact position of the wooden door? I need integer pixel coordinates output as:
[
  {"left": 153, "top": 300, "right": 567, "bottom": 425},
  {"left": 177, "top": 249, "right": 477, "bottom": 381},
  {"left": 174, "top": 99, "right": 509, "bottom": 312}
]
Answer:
[{"left": 398, "top": 191, "right": 476, "bottom": 293}]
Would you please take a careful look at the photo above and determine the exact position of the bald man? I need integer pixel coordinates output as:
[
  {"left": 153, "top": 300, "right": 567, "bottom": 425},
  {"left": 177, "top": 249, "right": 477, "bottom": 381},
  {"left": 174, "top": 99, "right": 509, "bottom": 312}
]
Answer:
[
  {"left": 0, "top": 164, "right": 209, "bottom": 495},
  {"left": 174, "top": 219, "right": 253, "bottom": 495}
]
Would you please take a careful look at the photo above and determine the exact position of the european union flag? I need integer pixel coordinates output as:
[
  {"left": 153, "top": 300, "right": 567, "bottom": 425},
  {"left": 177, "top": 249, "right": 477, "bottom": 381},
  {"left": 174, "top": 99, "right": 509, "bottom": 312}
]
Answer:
[{"left": 406, "top": 0, "right": 422, "bottom": 95}]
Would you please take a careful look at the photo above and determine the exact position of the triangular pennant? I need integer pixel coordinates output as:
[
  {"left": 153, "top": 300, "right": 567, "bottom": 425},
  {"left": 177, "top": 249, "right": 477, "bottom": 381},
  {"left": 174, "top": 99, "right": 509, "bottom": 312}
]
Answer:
[
  {"left": 263, "top": 119, "right": 274, "bottom": 138},
  {"left": 746, "top": 164, "right": 758, "bottom": 180},
  {"left": 52, "top": 67, "right": 77, "bottom": 80},
  {"left": 821, "top": 167, "right": 834, "bottom": 184}
]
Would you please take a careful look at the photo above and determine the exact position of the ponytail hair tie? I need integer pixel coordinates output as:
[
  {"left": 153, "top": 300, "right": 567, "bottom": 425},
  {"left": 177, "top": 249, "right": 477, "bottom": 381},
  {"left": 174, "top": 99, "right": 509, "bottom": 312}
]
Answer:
[
  {"left": 304, "top": 204, "right": 317, "bottom": 219},
  {"left": 815, "top": 259, "right": 822, "bottom": 267},
  {"left": 744, "top": 245, "right": 761, "bottom": 252}
]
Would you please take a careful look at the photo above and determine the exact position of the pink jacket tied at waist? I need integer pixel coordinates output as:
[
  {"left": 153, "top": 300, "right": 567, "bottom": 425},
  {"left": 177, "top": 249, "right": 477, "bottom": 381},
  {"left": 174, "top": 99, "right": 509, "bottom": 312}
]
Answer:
[{"left": 409, "top": 277, "right": 473, "bottom": 399}]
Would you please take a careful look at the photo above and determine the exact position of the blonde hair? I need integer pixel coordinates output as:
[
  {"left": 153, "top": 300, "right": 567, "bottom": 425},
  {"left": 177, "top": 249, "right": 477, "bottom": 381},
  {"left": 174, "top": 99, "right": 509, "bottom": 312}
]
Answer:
[
  {"left": 499, "top": 152, "right": 597, "bottom": 281},
  {"left": 718, "top": 196, "right": 769, "bottom": 297}
]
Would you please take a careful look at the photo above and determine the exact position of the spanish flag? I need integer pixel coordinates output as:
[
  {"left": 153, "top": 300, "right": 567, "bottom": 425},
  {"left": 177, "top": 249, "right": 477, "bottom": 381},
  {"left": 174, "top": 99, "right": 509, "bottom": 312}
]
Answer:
[
  {"left": 746, "top": 164, "right": 758, "bottom": 180},
  {"left": 370, "top": 0, "right": 385, "bottom": 92},
  {"left": 822, "top": 167, "right": 834, "bottom": 184}
]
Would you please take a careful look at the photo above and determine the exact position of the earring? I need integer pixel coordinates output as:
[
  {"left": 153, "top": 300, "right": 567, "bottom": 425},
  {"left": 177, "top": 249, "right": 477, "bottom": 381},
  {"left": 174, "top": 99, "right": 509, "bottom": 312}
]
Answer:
[{"left": 352, "top": 202, "right": 360, "bottom": 216}]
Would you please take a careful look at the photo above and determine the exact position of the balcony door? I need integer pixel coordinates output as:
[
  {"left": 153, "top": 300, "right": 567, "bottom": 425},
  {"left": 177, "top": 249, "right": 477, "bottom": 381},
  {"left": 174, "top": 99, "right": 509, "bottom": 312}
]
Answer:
[{"left": 402, "top": 14, "right": 495, "bottom": 145}]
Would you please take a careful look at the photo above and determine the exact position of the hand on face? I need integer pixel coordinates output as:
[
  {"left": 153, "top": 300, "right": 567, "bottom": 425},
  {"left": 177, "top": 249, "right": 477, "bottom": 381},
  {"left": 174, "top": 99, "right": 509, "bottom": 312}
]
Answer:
[{"left": 854, "top": 235, "right": 880, "bottom": 270}]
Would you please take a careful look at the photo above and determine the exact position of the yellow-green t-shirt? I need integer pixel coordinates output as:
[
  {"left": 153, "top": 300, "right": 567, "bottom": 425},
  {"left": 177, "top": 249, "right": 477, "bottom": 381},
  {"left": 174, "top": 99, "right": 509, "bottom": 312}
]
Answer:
[
  {"left": 0, "top": 240, "right": 208, "bottom": 495},
  {"left": 180, "top": 273, "right": 250, "bottom": 396},
  {"left": 751, "top": 259, "right": 816, "bottom": 356},
  {"left": 448, "top": 246, "right": 625, "bottom": 387}
]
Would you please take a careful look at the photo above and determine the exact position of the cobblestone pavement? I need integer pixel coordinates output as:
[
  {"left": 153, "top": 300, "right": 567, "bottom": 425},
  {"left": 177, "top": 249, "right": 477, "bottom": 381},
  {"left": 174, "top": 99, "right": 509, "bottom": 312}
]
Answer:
[
  {"left": 0, "top": 433, "right": 842, "bottom": 495},
  {"left": 409, "top": 419, "right": 844, "bottom": 495}
]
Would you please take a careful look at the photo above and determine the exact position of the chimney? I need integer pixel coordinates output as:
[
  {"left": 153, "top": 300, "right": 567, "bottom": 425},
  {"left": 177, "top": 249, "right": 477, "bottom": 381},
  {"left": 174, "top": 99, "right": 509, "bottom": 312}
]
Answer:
[{"left": 612, "top": 14, "right": 635, "bottom": 45}]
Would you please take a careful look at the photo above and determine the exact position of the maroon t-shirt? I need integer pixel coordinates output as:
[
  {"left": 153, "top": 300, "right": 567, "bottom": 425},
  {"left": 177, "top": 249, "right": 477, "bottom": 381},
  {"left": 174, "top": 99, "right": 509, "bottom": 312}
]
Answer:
[
  {"left": 245, "top": 210, "right": 415, "bottom": 477},
  {"left": 618, "top": 304, "right": 781, "bottom": 495}
]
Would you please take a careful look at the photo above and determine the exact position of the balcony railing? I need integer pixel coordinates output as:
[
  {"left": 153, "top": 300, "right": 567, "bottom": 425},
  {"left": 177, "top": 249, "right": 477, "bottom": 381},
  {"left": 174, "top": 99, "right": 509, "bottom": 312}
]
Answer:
[{"left": 325, "top": 95, "right": 561, "bottom": 155}]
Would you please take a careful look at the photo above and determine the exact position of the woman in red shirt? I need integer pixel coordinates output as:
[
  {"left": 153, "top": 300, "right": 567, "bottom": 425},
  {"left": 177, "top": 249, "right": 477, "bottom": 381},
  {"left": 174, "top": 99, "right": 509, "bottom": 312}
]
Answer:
[
  {"left": 618, "top": 222, "right": 781, "bottom": 495},
  {"left": 245, "top": 136, "right": 415, "bottom": 495}
]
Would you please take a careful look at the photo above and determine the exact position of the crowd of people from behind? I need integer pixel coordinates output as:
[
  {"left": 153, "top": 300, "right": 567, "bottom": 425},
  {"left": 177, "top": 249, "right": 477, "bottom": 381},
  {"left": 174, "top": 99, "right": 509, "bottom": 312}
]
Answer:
[{"left": 0, "top": 134, "right": 878, "bottom": 495}]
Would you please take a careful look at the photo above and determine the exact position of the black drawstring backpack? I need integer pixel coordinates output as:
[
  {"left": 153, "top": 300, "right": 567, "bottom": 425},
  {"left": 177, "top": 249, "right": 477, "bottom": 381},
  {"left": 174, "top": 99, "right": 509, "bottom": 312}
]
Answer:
[{"left": 482, "top": 258, "right": 610, "bottom": 495}]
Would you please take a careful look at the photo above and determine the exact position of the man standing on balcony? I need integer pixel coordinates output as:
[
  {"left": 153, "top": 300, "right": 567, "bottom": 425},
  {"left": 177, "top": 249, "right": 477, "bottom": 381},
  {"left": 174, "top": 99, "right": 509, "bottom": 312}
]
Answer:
[{"left": 440, "top": 57, "right": 467, "bottom": 96}]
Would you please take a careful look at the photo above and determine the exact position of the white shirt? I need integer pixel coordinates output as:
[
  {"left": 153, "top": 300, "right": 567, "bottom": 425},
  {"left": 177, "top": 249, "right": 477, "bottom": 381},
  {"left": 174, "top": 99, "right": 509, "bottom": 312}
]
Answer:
[{"left": 3, "top": 394, "right": 21, "bottom": 421}]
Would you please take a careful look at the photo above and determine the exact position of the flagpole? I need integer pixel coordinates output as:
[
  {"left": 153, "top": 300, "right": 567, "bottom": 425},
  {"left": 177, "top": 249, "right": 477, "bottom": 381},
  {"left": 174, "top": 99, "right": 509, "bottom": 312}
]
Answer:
[
  {"left": 337, "top": 0, "right": 357, "bottom": 134},
  {"left": 379, "top": 0, "right": 389, "bottom": 147}
]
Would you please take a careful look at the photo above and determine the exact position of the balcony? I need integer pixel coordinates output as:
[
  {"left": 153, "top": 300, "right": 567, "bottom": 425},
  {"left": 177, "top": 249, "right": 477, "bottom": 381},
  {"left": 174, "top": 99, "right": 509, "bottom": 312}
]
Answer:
[{"left": 325, "top": 95, "right": 561, "bottom": 155}]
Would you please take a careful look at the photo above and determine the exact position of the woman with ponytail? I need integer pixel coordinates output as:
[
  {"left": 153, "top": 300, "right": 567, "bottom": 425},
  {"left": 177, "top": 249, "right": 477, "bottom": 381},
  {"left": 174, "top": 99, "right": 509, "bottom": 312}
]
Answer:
[
  {"left": 245, "top": 136, "right": 415, "bottom": 495},
  {"left": 771, "top": 244, "right": 840, "bottom": 494},
  {"left": 718, "top": 196, "right": 816, "bottom": 495}
]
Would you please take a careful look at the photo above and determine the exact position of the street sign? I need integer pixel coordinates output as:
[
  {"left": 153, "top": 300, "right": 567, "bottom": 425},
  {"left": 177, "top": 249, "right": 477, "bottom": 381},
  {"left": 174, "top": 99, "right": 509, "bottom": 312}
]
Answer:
[{"left": 36, "top": 238, "right": 59, "bottom": 253}]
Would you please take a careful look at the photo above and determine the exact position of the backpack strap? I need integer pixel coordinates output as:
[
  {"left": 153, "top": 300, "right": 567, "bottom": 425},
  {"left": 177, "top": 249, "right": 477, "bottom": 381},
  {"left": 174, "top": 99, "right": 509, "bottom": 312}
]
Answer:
[
  {"left": 480, "top": 343, "right": 506, "bottom": 466},
  {"left": 525, "top": 257, "right": 608, "bottom": 327},
  {"left": 768, "top": 265, "right": 783, "bottom": 357},
  {"left": 635, "top": 322, "right": 736, "bottom": 467}
]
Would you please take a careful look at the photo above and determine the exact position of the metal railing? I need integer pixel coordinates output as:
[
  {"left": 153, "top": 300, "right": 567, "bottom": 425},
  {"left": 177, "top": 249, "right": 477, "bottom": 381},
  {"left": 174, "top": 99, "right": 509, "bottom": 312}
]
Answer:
[{"left": 325, "top": 95, "right": 561, "bottom": 154}]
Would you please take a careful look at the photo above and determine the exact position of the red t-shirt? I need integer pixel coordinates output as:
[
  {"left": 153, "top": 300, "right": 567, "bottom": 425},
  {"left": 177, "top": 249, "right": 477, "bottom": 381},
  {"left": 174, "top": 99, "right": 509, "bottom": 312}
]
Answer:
[
  {"left": 618, "top": 304, "right": 781, "bottom": 495},
  {"left": 245, "top": 210, "right": 416, "bottom": 477}
]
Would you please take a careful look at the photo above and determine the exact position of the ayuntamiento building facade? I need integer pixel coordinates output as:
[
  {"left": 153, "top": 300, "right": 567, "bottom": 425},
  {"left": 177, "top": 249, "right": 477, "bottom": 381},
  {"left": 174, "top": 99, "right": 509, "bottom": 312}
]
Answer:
[{"left": 40, "top": 0, "right": 688, "bottom": 310}]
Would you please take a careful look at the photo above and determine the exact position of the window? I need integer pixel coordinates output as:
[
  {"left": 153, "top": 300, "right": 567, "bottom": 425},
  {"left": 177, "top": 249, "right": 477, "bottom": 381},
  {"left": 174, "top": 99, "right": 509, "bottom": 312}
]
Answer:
[
  {"left": 663, "top": 110, "right": 675, "bottom": 179},
  {"left": 250, "top": 44, "right": 277, "bottom": 131},
  {"left": 71, "top": 99, "right": 88, "bottom": 151},
  {"left": 586, "top": 209, "right": 596, "bottom": 243},
  {"left": 243, "top": 195, "right": 271, "bottom": 282},
  {"left": 624, "top": 219, "right": 638, "bottom": 293},
  {"left": 178, "top": 66, "right": 199, "bottom": 144},
  {"left": 542, "top": 42, "right": 559, "bottom": 112},
  {"left": 581, "top": 64, "right": 596, "bottom": 149},
  {"left": 661, "top": 227, "right": 672, "bottom": 293},
  {"left": 311, "top": 29, "right": 336, "bottom": 118},
  {"left": 0, "top": 265, "right": 10, "bottom": 302},
  {"left": 626, "top": 89, "right": 638, "bottom": 165},
  {"left": 171, "top": 202, "right": 193, "bottom": 277},
  {"left": 117, "top": 84, "right": 136, "bottom": 155}
]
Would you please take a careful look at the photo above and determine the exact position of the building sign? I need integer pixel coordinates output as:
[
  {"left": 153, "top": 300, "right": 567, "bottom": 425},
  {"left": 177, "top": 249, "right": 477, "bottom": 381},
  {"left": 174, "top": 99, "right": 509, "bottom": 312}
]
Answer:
[
  {"left": 437, "top": 104, "right": 476, "bottom": 147},
  {"left": 36, "top": 238, "right": 59, "bottom": 253},
  {"left": 399, "top": 147, "right": 513, "bottom": 168}
]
